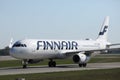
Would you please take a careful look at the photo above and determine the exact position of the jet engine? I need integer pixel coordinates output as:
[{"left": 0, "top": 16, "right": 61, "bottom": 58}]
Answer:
[
  {"left": 73, "top": 53, "right": 87, "bottom": 63},
  {"left": 28, "top": 59, "right": 43, "bottom": 64}
]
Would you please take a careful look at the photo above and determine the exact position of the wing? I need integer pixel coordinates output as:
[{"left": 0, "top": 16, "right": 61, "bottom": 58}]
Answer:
[
  {"left": 62, "top": 47, "right": 120, "bottom": 57},
  {"left": 107, "top": 43, "right": 120, "bottom": 48}
]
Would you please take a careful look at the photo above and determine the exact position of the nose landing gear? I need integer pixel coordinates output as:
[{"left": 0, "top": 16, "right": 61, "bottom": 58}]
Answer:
[{"left": 22, "top": 59, "right": 28, "bottom": 68}]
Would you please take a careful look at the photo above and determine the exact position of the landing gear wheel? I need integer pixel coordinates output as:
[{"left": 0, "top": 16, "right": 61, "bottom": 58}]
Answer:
[
  {"left": 48, "top": 59, "right": 56, "bottom": 67},
  {"left": 22, "top": 60, "right": 28, "bottom": 68},
  {"left": 52, "top": 61, "right": 56, "bottom": 67},
  {"left": 23, "top": 64, "right": 27, "bottom": 68},
  {"left": 48, "top": 62, "right": 52, "bottom": 67},
  {"left": 79, "top": 63, "right": 87, "bottom": 67},
  {"left": 79, "top": 64, "right": 82, "bottom": 67},
  {"left": 83, "top": 63, "right": 87, "bottom": 67}
]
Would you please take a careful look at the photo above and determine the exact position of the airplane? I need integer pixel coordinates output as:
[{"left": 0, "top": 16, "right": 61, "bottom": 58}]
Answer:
[{"left": 9, "top": 16, "right": 120, "bottom": 68}]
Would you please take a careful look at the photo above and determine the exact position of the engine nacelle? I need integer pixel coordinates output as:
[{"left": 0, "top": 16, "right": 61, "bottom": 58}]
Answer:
[
  {"left": 73, "top": 53, "right": 87, "bottom": 63},
  {"left": 28, "top": 59, "right": 43, "bottom": 64}
]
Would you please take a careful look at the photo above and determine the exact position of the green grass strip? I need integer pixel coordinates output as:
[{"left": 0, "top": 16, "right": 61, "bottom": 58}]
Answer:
[{"left": 0, "top": 68, "right": 120, "bottom": 80}]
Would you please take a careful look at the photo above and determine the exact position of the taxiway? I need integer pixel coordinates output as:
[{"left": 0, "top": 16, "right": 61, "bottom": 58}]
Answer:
[{"left": 0, "top": 62, "right": 120, "bottom": 75}]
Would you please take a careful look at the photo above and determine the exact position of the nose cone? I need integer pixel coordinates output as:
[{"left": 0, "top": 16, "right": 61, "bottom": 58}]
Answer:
[
  {"left": 10, "top": 47, "right": 31, "bottom": 59},
  {"left": 9, "top": 40, "right": 28, "bottom": 59},
  {"left": 9, "top": 48, "right": 15, "bottom": 58},
  {"left": 10, "top": 47, "right": 22, "bottom": 59}
]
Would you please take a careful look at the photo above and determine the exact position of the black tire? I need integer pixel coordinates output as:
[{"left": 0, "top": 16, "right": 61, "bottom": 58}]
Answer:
[
  {"left": 83, "top": 63, "right": 87, "bottom": 67},
  {"left": 52, "top": 61, "right": 56, "bottom": 67},
  {"left": 48, "top": 61, "right": 56, "bottom": 67},
  {"left": 23, "top": 65, "right": 27, "bottom": 68},
  {"left": 79, "top": 64, "right": 82, "bottom": 67},
  {"left": 48, "top": 62, "right": 52, "bottom": 67}
]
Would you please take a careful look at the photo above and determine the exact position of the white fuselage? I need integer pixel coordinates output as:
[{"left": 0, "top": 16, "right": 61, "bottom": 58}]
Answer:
[{"left": 10, "top": 39, "right": 107, "bottom": 59}]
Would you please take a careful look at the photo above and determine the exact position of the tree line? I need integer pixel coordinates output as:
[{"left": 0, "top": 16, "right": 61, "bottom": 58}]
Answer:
[{"left": 0, "top": 46, "right": 10, "bottom": 56}]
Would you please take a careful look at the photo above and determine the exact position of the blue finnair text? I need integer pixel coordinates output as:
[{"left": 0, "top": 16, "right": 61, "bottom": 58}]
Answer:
[{"left": 37, "top": 41, "right": 78, "bottom": 50}]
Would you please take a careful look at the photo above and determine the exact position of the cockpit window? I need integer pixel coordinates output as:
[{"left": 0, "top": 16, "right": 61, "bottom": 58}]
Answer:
[{"left": 12, "top": 43, "right": 27, "bottom": 47}]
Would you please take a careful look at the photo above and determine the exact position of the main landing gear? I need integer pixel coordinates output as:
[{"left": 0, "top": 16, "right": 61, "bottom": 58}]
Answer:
[
  {"left": 22, "top": 59, "right": 56, "bottom": 68},
  {"left": 48, "top": 59, "right": 56, "bottom": 67},
  {"left": 79, "top": 63, "right": 87, "bottom": 67},
  {"left": 22, "top": 59, "right": 28, "bottom": 68},
  {"left": 21, "top": 59, "right": 86, "bottom": 68}
]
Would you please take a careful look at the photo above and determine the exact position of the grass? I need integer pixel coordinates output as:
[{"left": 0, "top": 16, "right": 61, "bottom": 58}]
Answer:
[
  {"left": 95, "top": 54, "right": 120, "bottom": 58},
  {"left": 0, "top": 68, "right": 120, "bottom": 80},
  {"left": 89, "top": 57, "right": 120, "bottom": 63},
  {"left": 0, "top": 56, "right": 120, "bottom": 68},
  {"left": 0, "top": 60, "right": 21, "bottom": 68}
]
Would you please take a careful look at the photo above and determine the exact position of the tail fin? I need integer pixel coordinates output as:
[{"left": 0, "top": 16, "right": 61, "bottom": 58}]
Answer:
[{"left": 96, "top": 16, "right": 109, "bottom": 42}]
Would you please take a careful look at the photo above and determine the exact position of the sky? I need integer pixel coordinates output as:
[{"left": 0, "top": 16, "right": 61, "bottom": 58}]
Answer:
[{"left": 0, "top": 0, "right": 120, "bottom": 49}]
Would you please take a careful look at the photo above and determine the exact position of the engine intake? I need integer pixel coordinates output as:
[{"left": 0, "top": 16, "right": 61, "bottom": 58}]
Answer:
[{"left": 73, "top": 53, "right": 87, "bottom": 63}]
